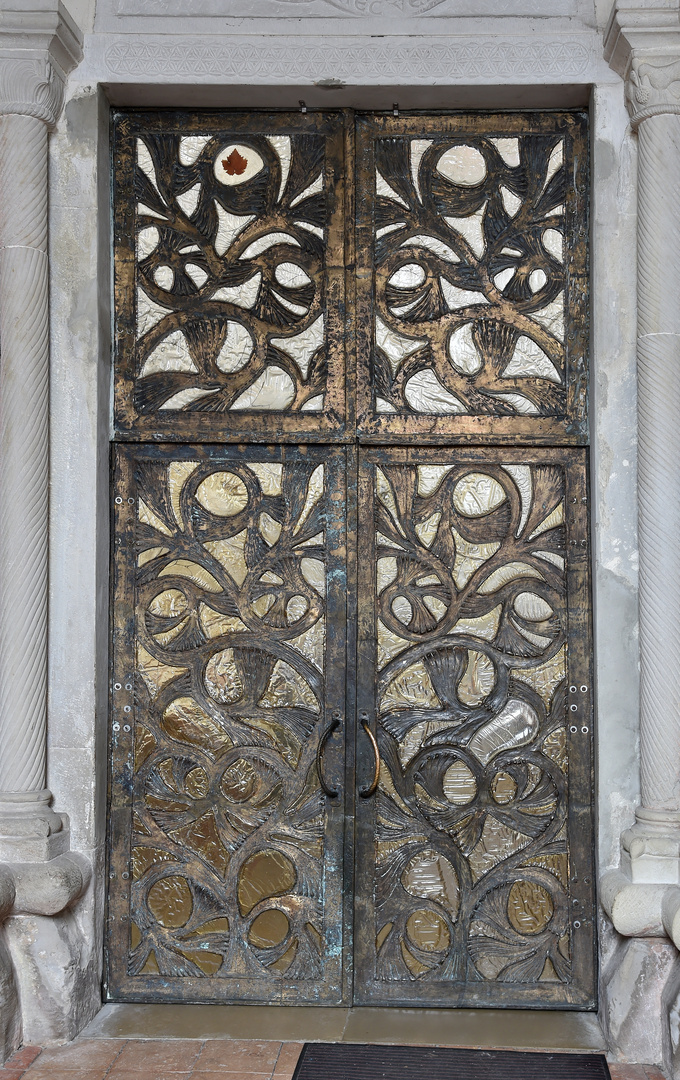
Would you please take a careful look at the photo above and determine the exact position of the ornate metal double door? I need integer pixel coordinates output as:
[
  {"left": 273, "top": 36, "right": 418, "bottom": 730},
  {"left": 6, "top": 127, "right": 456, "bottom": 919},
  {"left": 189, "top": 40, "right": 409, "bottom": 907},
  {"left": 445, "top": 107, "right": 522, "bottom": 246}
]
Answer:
[{"left": 106, "top": 110, "right": 595, "bottom": 1008}]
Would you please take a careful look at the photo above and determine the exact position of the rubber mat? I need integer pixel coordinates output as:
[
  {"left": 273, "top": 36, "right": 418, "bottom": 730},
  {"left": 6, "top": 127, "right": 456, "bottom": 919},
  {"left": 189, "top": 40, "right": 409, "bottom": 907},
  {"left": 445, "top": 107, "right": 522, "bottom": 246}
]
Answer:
[{"left": 291, "top": 1043, "right": 611, "bottom": 1080}]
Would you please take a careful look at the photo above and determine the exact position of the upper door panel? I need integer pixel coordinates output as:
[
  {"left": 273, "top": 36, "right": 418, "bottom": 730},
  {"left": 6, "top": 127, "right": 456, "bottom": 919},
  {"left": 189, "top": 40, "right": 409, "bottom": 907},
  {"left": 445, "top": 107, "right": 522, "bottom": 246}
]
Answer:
[
  {"left": 113, "top": 111, "right": 349, "bottom": 442},
  {"left": 355, "top": 113, "right": 588, "bottom": 444}
]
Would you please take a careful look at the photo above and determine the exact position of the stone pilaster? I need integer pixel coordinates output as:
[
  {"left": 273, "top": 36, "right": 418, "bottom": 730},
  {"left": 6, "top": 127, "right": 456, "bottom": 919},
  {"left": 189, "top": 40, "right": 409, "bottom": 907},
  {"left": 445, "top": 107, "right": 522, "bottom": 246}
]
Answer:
[
  {"left": 602, "top": 3, "right": 680, "bottom": 1074},
  {"left": 0, "top": 3, "right": 92, "bottom": 1063}
]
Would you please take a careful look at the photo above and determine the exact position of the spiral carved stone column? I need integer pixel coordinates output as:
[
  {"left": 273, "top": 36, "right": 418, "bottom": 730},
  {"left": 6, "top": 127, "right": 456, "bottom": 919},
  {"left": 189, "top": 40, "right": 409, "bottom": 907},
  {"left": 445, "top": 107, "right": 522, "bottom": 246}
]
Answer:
[
  {"left": 0, "top": 7, "right": 92, "bottom": 1062},
  {"left": 601, "top": 7, "right": 680, "bottom": 1075},
  {"left": 636, "top": 110, "right": 680, "bottom": 830},
  {"left": 0, "top": 109, "right": 66, "bottom": 856}
]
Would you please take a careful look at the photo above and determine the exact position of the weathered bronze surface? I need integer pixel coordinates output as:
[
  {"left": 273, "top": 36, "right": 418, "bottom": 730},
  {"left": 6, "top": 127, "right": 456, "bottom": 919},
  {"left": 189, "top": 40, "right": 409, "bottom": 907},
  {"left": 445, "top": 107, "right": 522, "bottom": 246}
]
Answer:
[
  {"left": 354, "top": 447, "right": 594, "bottom": 1007},
  {"left": 112, "top": 111, "right": 348, "bottom": 442},
  {"left": 107, "top": 109, "right": 594, "bottom": 1010},
  {"left": 107, "top": 444, "right": 347, "bottom": 1002},
  {"left": 355, "top": 113, "right": 589, "bottom": 444}
]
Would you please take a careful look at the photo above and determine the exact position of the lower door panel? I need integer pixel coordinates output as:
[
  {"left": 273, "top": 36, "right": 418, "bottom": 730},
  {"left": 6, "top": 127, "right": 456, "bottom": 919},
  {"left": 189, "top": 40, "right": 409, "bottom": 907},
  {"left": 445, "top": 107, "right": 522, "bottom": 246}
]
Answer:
[
  {"left": 353, "top": 447, "right": 595, "bottom": 1008},
  {"left": 107, "top": 444, "right": 348, "bottom": 1003}
]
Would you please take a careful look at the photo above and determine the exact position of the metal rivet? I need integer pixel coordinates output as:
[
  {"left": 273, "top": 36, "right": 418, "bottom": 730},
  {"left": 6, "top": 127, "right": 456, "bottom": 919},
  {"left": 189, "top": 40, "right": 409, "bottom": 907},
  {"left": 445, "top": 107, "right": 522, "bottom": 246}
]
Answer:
[
  {"left": 115, "top": 496, "right": 123, "bottom": 504},
  {"left": 125, "top": 683, "right": 133, "bottom": 690},
  {"left": 128, "top": 497, "right": 134, "bottom": 504},
  {"left": 109, "top": 871, "right": 116, "bottom": 878},
  {"left": 112, "top": 722, "right": 120, "bottom": 731},
  {"left": 113, "top": 683, "right": 122, "bottom": 691},
  {"left": 122, "top": 871, "right": 130, "bottom": 879},
  {"left": 569, "top": 686, "right": 577, "bottom": 693},
  {"left": 124, "top": 705, "right": 131, "bottom": 713},
  {"left": 570, "top": 725, "right": 578, "bottom": 734},
  {"left": 573, "top": 920, "right": 581, "bottom": 928},
  {"left": 581, "top": 539, "right": 587, "bottom": 547},
  {"left": 123, "top": 724, "right": 131, "bottom": 732},
  {"left": 570, "top": 704, "right": 578, "bottom": 712},
  {"left": 581, "top": 726, "right": 589, "bottom": 734},
  {"left": 580, "top": 685, "right": 588, "bottom": 693}
]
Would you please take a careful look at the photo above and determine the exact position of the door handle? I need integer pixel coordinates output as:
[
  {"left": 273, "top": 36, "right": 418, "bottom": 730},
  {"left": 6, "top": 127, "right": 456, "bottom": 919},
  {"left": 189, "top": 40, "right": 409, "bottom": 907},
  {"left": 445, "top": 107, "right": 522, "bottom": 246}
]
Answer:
[
  {"left": 359, "top": 712, "right": 380, "bottom": 798},
  {"left": 317, "top": 711, "right": 341, "bottom": 798}
]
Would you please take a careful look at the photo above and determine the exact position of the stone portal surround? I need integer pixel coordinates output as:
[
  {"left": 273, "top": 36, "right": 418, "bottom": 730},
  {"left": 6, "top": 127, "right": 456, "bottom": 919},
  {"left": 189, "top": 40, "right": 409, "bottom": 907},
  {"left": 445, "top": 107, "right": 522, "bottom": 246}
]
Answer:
[
  {"left": 0, "top": 0, "right": 678, "bottom": 1070},
  {"left": 0, "top": 1, "right": 90, "bottom": 1064}
]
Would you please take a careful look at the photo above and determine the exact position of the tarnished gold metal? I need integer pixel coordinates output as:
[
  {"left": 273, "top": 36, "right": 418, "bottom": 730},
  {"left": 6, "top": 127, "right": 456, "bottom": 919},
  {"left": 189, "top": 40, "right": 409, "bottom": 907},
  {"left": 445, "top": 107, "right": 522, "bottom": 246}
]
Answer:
[
  {"left": 353, "top": 446, "right": 595, "bottom": 1009},
  {"left": 107, "top": 444, "right": 347, "bottom": 1003},
  {"left": 359, "top": 714, "right": 380, "bottom": 799},
  {"left": 317, "top": 712, "right": 342, "bottom": 799}
]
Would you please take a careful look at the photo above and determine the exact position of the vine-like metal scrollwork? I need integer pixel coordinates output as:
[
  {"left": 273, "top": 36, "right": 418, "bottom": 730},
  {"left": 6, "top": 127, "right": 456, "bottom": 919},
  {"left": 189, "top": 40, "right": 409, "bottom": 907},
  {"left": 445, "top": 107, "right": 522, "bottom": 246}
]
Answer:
[
  {"left": 113, "top": 113, "right": 346, "bottom": 438},
  {"left": 368, "top": 459, "right": 572, "bottom": 988},
  {"left": 356, "top": 114, "right": 588, "bottom": 435},
  {"left": 115, "top": 450, "right": 342, "bottom": 992}
]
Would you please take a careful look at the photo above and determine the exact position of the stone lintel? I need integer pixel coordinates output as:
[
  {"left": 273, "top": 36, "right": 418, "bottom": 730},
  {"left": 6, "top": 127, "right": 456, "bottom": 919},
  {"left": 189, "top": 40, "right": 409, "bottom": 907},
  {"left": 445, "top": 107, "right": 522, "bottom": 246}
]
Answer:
[{"left": 0, "top": 1, "right": 82, "bottom": 126}]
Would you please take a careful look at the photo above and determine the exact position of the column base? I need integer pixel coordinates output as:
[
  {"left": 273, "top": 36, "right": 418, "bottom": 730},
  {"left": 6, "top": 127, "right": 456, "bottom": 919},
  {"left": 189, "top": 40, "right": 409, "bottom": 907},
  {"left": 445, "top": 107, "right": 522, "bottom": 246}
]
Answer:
[
  {"left": 5, "top": 910, "right": 100, "bottom": 1047},
  {"left": 0, "top": 868, "right": 19, "bottom": 1063},
  {"left": 622, "top": 808, "right": 680, "bottom": 885},
  {"left": 601, "top": 935, "right": 680, "bottom": 1076},
  {"left": 601, "top": 808, "right": 680, "bottom": 947},
  {"left": 0, "top": 790, "right": 69, "bottom": 862}
]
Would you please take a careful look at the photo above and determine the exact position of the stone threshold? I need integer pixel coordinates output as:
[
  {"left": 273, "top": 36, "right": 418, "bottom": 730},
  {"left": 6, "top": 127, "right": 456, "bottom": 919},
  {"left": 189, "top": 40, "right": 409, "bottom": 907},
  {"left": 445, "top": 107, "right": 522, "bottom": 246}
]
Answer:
[{"left": 83, "top": 1004, "right": 606, "bottom": 1052}]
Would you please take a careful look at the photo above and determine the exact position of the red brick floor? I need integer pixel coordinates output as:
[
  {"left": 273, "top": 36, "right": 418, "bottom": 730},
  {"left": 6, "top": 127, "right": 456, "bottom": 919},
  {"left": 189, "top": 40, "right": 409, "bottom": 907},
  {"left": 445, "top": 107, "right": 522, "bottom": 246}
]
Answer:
[{"left": 0, "top": 1041, "right": 669, "bottom": 1080}]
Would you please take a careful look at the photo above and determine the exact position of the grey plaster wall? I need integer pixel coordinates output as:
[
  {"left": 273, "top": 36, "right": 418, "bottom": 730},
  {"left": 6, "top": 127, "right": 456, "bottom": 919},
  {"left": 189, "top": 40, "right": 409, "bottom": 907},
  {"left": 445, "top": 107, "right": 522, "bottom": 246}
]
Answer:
[{"left": 47, "top": 83, "right": 111, "bottom": 1024}]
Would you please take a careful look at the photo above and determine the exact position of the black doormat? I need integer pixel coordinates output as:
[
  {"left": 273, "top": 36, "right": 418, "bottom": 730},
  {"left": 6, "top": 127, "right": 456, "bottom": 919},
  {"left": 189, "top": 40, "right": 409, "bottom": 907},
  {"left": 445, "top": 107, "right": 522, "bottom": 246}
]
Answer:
[{"left": 291, "top": 1043, "right": 611, "bottom": 1080}]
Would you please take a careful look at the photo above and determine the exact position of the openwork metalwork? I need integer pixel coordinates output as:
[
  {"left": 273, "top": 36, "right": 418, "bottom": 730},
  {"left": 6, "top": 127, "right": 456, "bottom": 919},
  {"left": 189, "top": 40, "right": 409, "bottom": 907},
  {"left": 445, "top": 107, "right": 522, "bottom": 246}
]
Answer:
[
  {"left": 108, "top": 109, "right": 594, "bottom": 1010},
  {"left": 354, "top": 449, "right": 594, "bottom": 1007},
  {"left": 356, "top": 114, "right": 588, "bottom": 443},
  {"left": 113, "top": 112, "right": 348, "bottom": 442},
  {"left": 107, "top": 445, "right": 347, "bottom": 1002}
]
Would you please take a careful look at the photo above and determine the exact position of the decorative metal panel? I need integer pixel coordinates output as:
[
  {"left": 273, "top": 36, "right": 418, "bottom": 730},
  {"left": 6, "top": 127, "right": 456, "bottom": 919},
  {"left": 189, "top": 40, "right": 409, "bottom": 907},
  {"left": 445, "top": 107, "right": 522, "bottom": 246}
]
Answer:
[
  {"left": 355, "top": 113, "right": 588, "bottom": 444},
  {"left": 354, "top": 448, "right": 594, "bottom": 1007},
  {"left": 112, "top": 112, "right": 349, "bottom": 442},
  {"left": 107, "top": 444, "right": 347, "bottom": 1003}
]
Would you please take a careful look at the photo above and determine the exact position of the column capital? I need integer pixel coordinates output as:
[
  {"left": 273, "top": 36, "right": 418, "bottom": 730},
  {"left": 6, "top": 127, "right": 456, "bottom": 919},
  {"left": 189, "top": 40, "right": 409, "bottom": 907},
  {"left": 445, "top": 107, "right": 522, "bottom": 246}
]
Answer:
[
  {"left": 0, "top": 1, "right": 82, "bottom": 128},
  {"left": 604, "top": 3, "right": 680, "bottom": 126}
]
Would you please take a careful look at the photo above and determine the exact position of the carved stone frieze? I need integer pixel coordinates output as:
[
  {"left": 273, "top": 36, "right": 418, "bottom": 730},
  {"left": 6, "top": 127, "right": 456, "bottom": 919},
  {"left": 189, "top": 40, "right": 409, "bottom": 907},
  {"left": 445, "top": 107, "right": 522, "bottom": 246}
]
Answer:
[{"left": 102, "top": 35, "right": 591, "bottom": 81}]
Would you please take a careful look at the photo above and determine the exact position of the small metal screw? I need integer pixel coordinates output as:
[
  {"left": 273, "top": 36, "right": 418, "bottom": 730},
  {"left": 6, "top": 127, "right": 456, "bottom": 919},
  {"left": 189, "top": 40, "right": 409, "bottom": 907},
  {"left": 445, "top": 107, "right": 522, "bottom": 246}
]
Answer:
[
  {"left": 114, "top": 683, "right": 122, "bottom": 691},
  {"left": 123, "top": 724, "right": 131, "bottom": 732},
  {"left": 569, "top": 685, "right": 577, "bottom": 693},
  {"left": 574, "top": 920, "right": 581, "bottom": 928},
  {"left": 124, "top": 705, "right": 131, "bottom": 713},
  {"left": 122, "top": 871, "right": 130, "bottom": 879},
  {"left": 112, "top": 722, "right": 120, "bottom": 731},
  {"left": 128, "top": 497, "right": 134, "bottom": 504},
  {"left": 581, "top": 539, "right": 587, "bottom": 547},
  {"left": 125, "top": 683, "right": 133, "bottom": 690},
  {"left": 572, "top": 898, "right": 580, "bottom": 906},
  {"left": 570, "top": 704, "right": 578, "bottom": 712},
  {"left": 570, "top": 725, "right": 578, "bottom": 734},
  {"left": 581, "top": 726, "right": 589, "bottom": 734},
  {"left": 580, "top": 685, "right": 588, "bottom": 693},
  {"left": 109, "top": 871, "right": 116, "bottom": 879},
  {"left": 115, "top": 496, "right": 123, "bottom": 504}
]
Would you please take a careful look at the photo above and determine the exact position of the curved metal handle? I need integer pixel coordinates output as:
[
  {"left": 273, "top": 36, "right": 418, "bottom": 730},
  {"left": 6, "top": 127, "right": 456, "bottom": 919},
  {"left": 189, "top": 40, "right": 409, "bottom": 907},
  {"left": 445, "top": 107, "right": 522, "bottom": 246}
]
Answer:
[
  {"left": 317, "top": 711, "right": 341, "bottom": 798},
  {"left": 359, "top": 712, "right": 380, "bottom": 798}
]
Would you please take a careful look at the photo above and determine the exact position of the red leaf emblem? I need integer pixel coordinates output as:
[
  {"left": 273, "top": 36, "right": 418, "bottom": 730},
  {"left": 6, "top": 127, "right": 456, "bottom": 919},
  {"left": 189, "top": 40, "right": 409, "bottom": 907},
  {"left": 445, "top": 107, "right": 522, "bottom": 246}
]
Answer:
[{"left": 222, "top": 149, "right": 248, "bottom": 176}]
